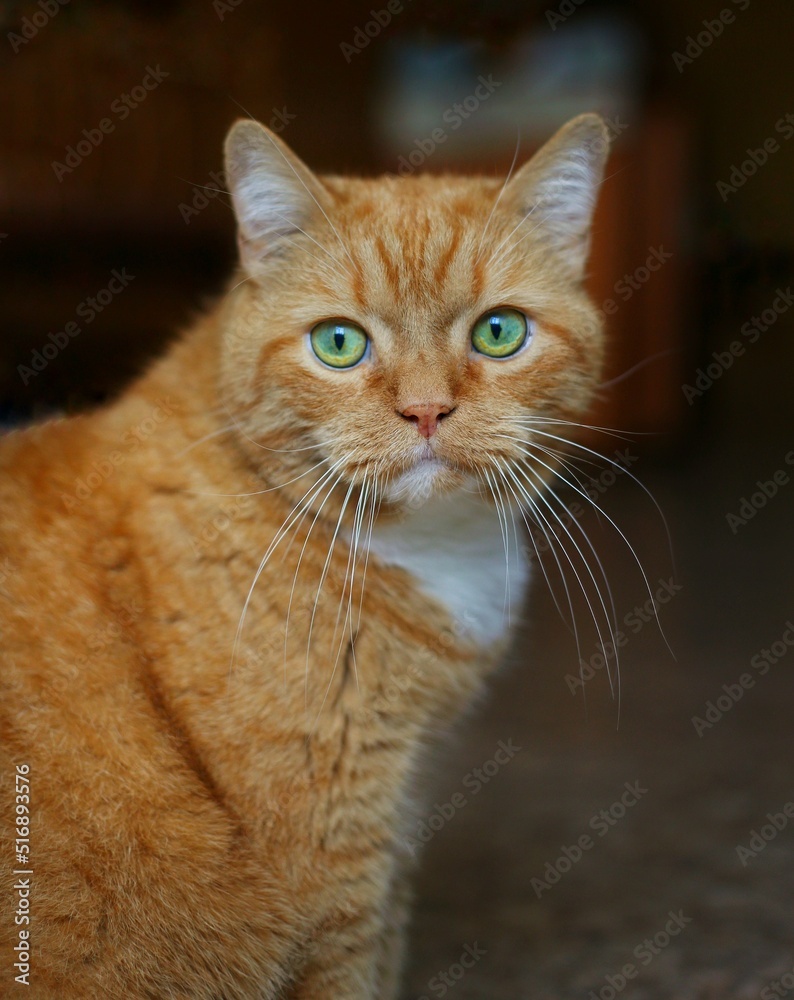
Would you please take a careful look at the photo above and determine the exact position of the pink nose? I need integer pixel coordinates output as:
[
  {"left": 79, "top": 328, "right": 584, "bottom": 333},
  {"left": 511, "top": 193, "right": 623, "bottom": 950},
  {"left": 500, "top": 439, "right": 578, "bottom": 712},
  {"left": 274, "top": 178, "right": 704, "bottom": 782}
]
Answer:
[{"left": 399, "top": 402, "right": 453, "bottom": 439}]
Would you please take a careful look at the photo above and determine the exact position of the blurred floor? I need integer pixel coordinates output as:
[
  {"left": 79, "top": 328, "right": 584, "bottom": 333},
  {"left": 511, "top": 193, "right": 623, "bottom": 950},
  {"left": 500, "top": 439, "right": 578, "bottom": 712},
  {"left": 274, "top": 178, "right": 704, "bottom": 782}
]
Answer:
[{"left": 402, "top": 432, "right": 794, "bottom": 999}]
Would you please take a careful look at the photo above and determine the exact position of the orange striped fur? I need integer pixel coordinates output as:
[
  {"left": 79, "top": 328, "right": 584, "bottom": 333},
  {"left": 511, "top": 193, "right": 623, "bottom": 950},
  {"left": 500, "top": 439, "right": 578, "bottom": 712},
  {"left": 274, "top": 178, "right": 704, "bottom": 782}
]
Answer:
[{"left": 0, "top": 113, "right": 609, "bottom": 998}]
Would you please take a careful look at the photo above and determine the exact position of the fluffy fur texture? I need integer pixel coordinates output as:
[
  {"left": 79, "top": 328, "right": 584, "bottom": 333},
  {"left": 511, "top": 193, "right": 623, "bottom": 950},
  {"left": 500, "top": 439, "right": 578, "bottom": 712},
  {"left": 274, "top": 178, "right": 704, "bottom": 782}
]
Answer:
[{"left": 0, "top": 113, "right": 609, "bottom": 998}]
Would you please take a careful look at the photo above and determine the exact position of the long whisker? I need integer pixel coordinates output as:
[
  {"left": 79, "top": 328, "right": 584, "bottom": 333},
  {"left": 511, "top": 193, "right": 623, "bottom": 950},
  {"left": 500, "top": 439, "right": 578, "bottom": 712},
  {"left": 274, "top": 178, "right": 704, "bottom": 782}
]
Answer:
[
  {"left": 304, "top": 476, "right": 357, "bottom": 709},
  {"left": 507, "top": 424, "right": 675, "bottom": 571},
  {"left": 489, "top": 208, "right": 555, "bottom": 270},
  {"left": 268, "top": 210, "right": 348, "bottom": 275},
  {"left": 227, "top": 454, "right": 350, "bottom": 685},
  {"left": 188, "top": 455, "right": 330, "bottom": 499},
  {"left": 510, "top": 458, "right": 620, "bottom": 702},
  {"left": 496, "top": 461, "right": 588, "bottom": 704},
  {"left": 486, "top": 201, "right": 542, "bottom": 267},
  {"left": 517, "top": 446, "right": 627, "bottom": 631},
  {"left": 355, "top": 462, "right": 381, "bottom": 634},
  {"left": 231, "top": 101, "right": 358, "bottom": 275},
  {"left": 176, "top": 424, "right": 237, "bottom": 457},
  {"left": 282, "top": 464, "right": 354, "bottom": 688},
  {"left": 313, "top": 461, "right": 384, "bottom": 737},
  {"left": 481, "top": 467, "right": 512, "bottom": 620},
  {"left": 493, "top": 461, "right": 577, "bottom": 636},
  {"left": 514, "top": 415, "right": 639, "bottom": 440},
  {"left": 516, "top": 459, "right": 620, "bottom": 704},
  {"left": 511, "top": 439, "right": 674, "bottom": 659},
  {"left": 329, "top": 466, "right": 369, "bottom": 667},
  {"left": 475, "top": 130, "right": 521, "bottom": 265}
]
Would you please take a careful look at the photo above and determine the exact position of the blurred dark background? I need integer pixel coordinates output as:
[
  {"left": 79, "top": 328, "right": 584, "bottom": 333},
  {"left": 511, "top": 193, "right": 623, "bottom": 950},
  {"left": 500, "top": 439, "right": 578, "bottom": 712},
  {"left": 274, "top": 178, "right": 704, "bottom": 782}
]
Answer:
[
  {"left": 2, "top": 1, "right": 793, "bottom": 997},
  {"left": 2, "top": 0, "right": 793, "bottom": 437}
]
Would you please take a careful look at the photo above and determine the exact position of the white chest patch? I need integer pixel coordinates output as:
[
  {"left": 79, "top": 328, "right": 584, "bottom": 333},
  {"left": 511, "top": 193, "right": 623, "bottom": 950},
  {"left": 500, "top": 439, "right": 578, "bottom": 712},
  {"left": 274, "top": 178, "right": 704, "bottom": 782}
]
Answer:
[{"left": 368, "top": 490, "right": 531, "bottom": 648}]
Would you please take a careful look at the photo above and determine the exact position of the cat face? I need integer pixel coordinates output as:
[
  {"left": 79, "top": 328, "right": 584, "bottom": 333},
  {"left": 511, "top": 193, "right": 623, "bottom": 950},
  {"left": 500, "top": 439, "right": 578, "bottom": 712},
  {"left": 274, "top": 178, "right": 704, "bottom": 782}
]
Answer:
[{"left": 219, "top": 115, "right": 609, "bottom": 508}]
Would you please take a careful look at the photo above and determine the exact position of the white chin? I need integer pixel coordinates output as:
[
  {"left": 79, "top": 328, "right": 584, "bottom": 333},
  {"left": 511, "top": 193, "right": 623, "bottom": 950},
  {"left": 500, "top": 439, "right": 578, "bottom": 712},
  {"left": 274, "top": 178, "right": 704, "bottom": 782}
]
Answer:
[{"left": 384, "top": 459, "right": 447, "bottom": 508}]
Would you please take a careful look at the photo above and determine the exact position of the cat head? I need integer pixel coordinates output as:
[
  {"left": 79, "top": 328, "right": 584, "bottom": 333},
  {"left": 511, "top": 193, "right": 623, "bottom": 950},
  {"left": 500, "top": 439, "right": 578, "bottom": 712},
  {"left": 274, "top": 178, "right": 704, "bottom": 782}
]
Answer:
[{"left": 218, "top": 114, "right": 610, "bottom": 509}]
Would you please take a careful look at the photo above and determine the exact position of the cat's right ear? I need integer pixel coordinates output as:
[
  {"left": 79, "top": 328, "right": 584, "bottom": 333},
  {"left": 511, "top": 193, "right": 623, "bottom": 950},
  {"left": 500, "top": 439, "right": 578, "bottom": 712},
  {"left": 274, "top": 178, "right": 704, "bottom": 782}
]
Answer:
[{"left": 224, "top": 119, "right": 328, "bottom": 273}]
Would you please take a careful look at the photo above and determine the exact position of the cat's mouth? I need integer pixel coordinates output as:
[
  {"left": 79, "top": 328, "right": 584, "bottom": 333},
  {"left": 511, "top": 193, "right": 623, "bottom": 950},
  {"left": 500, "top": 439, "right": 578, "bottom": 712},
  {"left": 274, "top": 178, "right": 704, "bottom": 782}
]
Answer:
[{"left": 381, "top": 445, "right": 468, "bottom": 507}]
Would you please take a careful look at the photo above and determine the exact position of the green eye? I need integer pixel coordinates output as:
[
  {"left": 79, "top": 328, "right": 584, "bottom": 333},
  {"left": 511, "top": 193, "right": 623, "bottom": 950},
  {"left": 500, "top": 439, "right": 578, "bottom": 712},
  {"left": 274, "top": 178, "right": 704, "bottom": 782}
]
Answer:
[
  {"left": 471, "top": 308, "right": 529, "bottom": 358},
  {"left": 310, "top": 320, "right": 369, "bottom": 369}
]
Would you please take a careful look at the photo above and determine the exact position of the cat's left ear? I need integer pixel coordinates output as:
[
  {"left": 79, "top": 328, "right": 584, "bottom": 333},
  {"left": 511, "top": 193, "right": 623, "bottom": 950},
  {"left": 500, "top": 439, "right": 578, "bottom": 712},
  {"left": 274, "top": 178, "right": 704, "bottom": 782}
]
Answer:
[
  {"left": 224, "top": 119, "right": 329, "bottom": 273},
  {"left": 504, "top": 113, "right": 611, "bottom": 277}
]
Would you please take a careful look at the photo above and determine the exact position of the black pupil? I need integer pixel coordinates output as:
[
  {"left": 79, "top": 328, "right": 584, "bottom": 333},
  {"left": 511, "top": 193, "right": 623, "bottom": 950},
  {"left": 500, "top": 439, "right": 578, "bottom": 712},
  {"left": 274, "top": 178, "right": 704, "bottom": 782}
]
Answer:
[
  {"left": 489, "top": 316, "right": 503, "bottom": 340},
  {"left": 334, "top": 330, "right": 345, "bottom": 350}
]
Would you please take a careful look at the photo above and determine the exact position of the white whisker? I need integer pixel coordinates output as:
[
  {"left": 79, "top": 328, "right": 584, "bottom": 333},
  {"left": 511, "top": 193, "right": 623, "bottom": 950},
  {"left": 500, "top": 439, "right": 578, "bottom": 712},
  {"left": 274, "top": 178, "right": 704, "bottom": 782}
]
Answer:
[
  {"left": 305, "top": 476, "right": 357, "bottom": 711},
  {"left": 188, "top": 455, "right": 330, "bottom": 499},
  {"left": 475, "top": 130, "right": 521, "bottom": 265},
  {"left": 227, "top": 453, "right": 350, "bottom": 687}
]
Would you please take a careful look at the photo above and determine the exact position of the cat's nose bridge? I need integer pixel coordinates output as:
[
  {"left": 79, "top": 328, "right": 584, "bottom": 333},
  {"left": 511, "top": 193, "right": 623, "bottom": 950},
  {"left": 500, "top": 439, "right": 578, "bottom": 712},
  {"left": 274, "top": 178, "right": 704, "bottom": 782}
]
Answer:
[{"left": 390, "top": 354, "right": 458, "bottom": 413}]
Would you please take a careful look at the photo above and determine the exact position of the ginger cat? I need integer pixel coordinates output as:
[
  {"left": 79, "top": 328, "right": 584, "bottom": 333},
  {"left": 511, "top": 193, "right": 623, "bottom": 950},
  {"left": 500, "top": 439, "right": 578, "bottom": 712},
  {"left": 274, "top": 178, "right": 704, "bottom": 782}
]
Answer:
[{"left": 0, "top": 113, "right": 609, "bottom": 998}]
